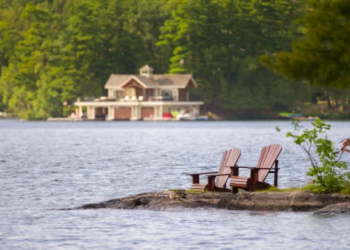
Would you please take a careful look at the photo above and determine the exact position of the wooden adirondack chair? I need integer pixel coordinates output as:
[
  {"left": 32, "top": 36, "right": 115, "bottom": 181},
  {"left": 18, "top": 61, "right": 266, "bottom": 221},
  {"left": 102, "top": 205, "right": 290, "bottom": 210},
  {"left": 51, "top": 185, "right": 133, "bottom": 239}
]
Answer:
[
  {"left": 229, "top": 144, "right": 282, "bottom": 194},
  {"left": 188, "top": 148, "right": 241, "bottom": 192}
]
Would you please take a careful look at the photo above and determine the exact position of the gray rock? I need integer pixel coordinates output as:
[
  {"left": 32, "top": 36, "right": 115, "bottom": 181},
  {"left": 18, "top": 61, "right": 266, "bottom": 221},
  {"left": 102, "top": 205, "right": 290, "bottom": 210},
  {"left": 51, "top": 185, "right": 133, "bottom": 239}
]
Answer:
[
  {"left": 313, "top": 202, "right": 350, "bottom": 215},
  {"left": 169, "top": 189, "right": 187, "bottom": 200},
  {"left": 70, "top": 191, "right": 350, "bottom": 212}
]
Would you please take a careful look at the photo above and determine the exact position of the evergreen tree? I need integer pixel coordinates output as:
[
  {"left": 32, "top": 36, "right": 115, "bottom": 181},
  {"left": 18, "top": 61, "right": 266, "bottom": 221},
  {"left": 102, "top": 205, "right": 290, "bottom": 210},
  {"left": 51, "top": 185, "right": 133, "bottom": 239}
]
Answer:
[{"left": 261, "top": 0, "right": 350, "bottom": 88}]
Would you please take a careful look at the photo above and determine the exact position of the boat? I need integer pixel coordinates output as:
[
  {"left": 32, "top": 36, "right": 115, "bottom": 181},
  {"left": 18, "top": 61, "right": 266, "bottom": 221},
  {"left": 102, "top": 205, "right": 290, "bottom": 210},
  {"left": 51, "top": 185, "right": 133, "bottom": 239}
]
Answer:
[
  {"left": 197, "top": 116, "right": 209, "bottom": 121},
  {"left": 177, "top": 107, "right": 198, "bottom": 121},
  {"left": 180, "top": 115, "right": 197, "bottom": 121},
  {"left": 277, "top": 112, "right": 302, "bottom": 119},
  {"left": 277, "top": 112, "right": 318, "bottom": 121}
]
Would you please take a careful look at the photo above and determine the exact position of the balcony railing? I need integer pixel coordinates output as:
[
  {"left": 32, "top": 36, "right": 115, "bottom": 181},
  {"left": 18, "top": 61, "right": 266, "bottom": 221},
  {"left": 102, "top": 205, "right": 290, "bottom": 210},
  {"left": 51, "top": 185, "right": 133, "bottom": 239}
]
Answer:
[{"left": 90, "top": 95, "right": 189, "bottom": 102}]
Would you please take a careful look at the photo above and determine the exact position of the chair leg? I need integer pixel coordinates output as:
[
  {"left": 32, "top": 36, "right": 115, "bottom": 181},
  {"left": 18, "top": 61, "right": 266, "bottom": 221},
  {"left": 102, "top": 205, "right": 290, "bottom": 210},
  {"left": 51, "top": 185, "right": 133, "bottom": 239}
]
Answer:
[
  {"left": 249, "top": 169, "right": 259, "bottom": 192},
  {"left": 207, "top": 176, "right": 216, "bottom": 191},
  {"left": 230, "top": 166, "right": 239, "bottom": 194},
  {"left": 274, "top": 160, "right": 279, "bottom": 187},
  {"left": 192, "top": 175, "right": 199, "bottom": 184},
  {"left": 230, "top": 165, "right": 239, "bottom": 177},
  {"left": 231, "top": 187, "right": 238, "bottom": 194}
]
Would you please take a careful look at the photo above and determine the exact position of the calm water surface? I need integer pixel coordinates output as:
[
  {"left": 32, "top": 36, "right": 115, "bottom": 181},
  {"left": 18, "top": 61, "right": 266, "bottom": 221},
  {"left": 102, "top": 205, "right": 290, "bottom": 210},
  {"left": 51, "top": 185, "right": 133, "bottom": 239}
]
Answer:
[{"left": 0, "top": 120, "right": 349, "bottom": 249}]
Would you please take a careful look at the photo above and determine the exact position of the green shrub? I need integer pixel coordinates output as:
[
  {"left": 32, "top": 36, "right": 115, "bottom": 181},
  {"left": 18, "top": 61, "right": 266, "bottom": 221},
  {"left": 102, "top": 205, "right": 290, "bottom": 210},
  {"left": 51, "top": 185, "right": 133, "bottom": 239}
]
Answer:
[
  {"left": 282, "top": 119, "right": 350, "bottom": 193},
  {"left": 340, "top": 181, "right": 350, "bottom": 194}
]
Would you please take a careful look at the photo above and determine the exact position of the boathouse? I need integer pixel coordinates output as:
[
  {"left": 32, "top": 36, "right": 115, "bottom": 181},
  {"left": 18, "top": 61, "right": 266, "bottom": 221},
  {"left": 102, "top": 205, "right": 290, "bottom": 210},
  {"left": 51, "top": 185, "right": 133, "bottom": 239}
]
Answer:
[{"left": 74, "top": 65, "right": 204, "bottom": 120}]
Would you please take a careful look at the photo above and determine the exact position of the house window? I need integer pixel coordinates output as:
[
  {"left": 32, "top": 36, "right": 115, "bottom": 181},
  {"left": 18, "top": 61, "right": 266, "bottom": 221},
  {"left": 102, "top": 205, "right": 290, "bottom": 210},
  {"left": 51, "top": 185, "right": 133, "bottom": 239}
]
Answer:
[
  {"left": 161, "top": 90, "right": 173, "bottom": 98},
  {"left": 145, "top": 89, "right": 153, "bottom": 100},
  {"left": 179, "top": 88, "right": 188, "bottom": 101},
  {"left": 116, "top": 91, "right": 123, "bottom": 99}
]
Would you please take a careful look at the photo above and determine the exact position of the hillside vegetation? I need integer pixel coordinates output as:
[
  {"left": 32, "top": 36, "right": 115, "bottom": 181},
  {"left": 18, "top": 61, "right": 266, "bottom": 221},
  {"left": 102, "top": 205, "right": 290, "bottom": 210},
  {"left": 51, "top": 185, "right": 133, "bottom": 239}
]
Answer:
[{"left": 0, "top": 0, "right": 349, "bottom": 119}]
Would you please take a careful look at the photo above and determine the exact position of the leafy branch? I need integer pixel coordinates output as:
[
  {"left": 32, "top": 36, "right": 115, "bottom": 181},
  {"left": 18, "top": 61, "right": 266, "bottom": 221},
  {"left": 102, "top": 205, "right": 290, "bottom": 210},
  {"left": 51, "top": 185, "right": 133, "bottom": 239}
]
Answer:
[{"left": 281, "top": 119, "right": 349, "bottom": 193}]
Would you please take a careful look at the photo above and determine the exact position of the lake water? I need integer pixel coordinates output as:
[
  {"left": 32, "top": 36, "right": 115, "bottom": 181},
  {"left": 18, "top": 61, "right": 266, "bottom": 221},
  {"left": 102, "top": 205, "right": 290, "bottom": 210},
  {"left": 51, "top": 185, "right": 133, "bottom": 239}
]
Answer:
[{"left": 0, "top": 120, "right": 349, "bottom": 249}]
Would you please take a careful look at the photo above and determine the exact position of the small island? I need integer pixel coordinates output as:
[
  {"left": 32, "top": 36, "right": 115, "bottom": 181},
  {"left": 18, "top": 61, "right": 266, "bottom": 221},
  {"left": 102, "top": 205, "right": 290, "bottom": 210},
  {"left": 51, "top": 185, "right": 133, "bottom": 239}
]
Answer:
[
  {"left": 70, "top": 119, "right": 350, "bottom": 215},
  {"left": 73, "top": 190, "right": 350, "bottom": 215}
]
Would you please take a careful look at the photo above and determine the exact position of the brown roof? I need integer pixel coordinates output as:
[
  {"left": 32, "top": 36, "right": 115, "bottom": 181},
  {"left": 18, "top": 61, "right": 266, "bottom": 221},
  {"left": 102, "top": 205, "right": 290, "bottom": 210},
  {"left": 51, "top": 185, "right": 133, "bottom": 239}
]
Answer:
[
  {"left": 153, "top": 74, "right": 193, "bottom": 88},
  {"left": 134, "top": 75, "right": 158, "bottom": 88},
  {"left": 105, "top": 75, "right": 131, "bottom": 88},
  {"left": 105, "top": 74, "right": 196, "bottom": 89}
]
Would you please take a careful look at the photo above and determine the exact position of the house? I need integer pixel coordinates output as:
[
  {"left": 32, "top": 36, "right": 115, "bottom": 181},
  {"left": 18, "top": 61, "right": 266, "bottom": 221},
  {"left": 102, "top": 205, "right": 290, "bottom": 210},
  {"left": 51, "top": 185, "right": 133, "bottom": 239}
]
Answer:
[{"left": 74, "top": 65, "right": 204, "bottom": 120}]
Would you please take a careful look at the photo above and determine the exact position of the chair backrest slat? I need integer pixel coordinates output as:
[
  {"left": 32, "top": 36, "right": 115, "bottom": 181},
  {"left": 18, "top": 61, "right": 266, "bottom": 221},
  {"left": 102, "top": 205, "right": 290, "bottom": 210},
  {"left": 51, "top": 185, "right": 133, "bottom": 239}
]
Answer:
[
  {"left": 216, "top": 148, "right": 241, "bottom": 188},
  {"left": 257, "top": 144, "right": 282, "bottom": 182},
  {"left": 217, "top": 151, "right": 228, "bottom": 175}
]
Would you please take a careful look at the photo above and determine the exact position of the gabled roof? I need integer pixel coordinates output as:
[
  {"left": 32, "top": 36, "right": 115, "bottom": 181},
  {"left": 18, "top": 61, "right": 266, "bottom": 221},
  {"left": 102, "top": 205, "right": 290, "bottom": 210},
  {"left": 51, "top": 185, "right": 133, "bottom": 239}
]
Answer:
[
  {"left": 105, "top": 75, "right": 131, "bottom": 89},
  {"left": 105, "top": 73, "right": 196, "bottom": 89},
  {"left": 134, "top": 75, "right": 158, "bottom": 87},
  {"left": 120, "top": 75, "right": 159, "bottom": 88},
  {"left": 153, "top": 74, "right": 196, "bottom": 88}
]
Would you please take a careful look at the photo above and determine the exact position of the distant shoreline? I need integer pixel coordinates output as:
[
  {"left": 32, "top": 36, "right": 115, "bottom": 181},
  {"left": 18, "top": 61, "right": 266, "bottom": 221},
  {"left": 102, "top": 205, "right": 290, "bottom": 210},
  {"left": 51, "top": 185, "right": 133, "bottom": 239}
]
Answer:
[{"left": 2, "top": 118, "right": 350, "bottom": 122}]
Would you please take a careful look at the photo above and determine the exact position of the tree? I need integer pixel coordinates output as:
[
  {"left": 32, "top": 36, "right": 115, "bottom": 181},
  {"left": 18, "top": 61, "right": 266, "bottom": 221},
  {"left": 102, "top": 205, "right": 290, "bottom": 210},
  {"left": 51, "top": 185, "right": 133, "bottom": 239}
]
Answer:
[
  {"left": 158, "top": 0, "right": 309, "bottom": 117},
  {"left": 282, "top": 119, "right": 350, "bottom": 193},
  {"left": 261, "top": 0, "right": 350, "bottom": 88},
  {"left": 0, "top": 0, "right": 170, "bottom": 119},
  {"left": 2, "top": 0, "right": 335, "bottom": 119}
]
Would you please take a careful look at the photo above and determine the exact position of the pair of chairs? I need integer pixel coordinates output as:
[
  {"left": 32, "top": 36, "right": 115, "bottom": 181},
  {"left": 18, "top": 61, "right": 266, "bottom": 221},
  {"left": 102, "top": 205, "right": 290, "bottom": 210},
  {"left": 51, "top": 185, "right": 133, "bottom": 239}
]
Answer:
[{"left": 188, "top": 144, "right": 282, "bottom": 193}]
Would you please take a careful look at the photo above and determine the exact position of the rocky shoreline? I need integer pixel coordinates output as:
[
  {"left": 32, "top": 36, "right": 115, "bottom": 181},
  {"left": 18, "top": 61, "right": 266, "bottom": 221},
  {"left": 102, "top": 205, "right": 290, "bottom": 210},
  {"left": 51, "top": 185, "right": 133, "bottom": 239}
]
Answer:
[{"left": 69, "top": 190, "right": 350, "bottom": 215}]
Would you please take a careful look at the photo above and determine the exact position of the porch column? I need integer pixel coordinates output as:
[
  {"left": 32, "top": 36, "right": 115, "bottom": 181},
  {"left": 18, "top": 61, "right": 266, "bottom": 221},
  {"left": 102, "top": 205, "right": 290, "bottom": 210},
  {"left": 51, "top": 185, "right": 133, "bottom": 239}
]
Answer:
[
  {"left": 160, "top": 105, "right": 163, "bottom": 118},
  {"left": 155, "top": 106, "right": 158, "bottom": 118},
  {"left": 154, "top": 106, "right": 158, "bottom": 119},
  {"left": 87, "top": 106, "right": 95, "bottom": 120},
  {"left": 136, "top": 105, "right": 141, "bottom": 120},
  {"left": 87, "top": 106, "right": 91, "bottom": 119},
  {"left": 78, "top": 106, "right": 83, "bottom": 117},
  {"left": 108, "top": 106, "right": 115, "bottom": 120},
  {"left": 174, "top": 89, "right": 179, "bottom": 101},
  {"left": 130, "top": 106, "right": 136, "bottom": 121}
]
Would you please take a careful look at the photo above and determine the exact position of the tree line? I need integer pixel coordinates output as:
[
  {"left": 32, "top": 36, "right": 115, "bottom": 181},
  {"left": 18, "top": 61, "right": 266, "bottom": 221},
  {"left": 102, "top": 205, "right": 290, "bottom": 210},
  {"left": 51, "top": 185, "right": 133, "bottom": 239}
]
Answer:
[{"left": 0, "top": 0, "right": 349, "bottom": 119}]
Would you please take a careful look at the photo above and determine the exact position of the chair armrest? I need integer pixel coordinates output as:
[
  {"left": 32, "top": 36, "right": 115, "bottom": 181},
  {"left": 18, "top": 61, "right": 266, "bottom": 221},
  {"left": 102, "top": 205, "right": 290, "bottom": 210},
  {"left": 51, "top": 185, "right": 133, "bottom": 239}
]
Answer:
[
  {"left": 187, "top": 171, "right": 217, "bottom": 176},
  {"left": 258, "top": 168, "right": 280, "bottom": 170},
  {"left": 230, "top": 166, "right": 278, "bottom": 170},
  {"left": 230, "top": 166, "right": 257, "bottom": 170},
  {"left": 205, "top": 173, "right": 230, "bottom": 177}
]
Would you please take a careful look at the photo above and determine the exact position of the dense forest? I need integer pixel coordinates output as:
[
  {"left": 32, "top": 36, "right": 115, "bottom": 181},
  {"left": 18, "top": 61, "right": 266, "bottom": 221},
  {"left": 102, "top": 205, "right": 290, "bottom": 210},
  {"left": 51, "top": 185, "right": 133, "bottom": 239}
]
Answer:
[{"left": 0, "top": 0, "right": 349, "bottom": 120}]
